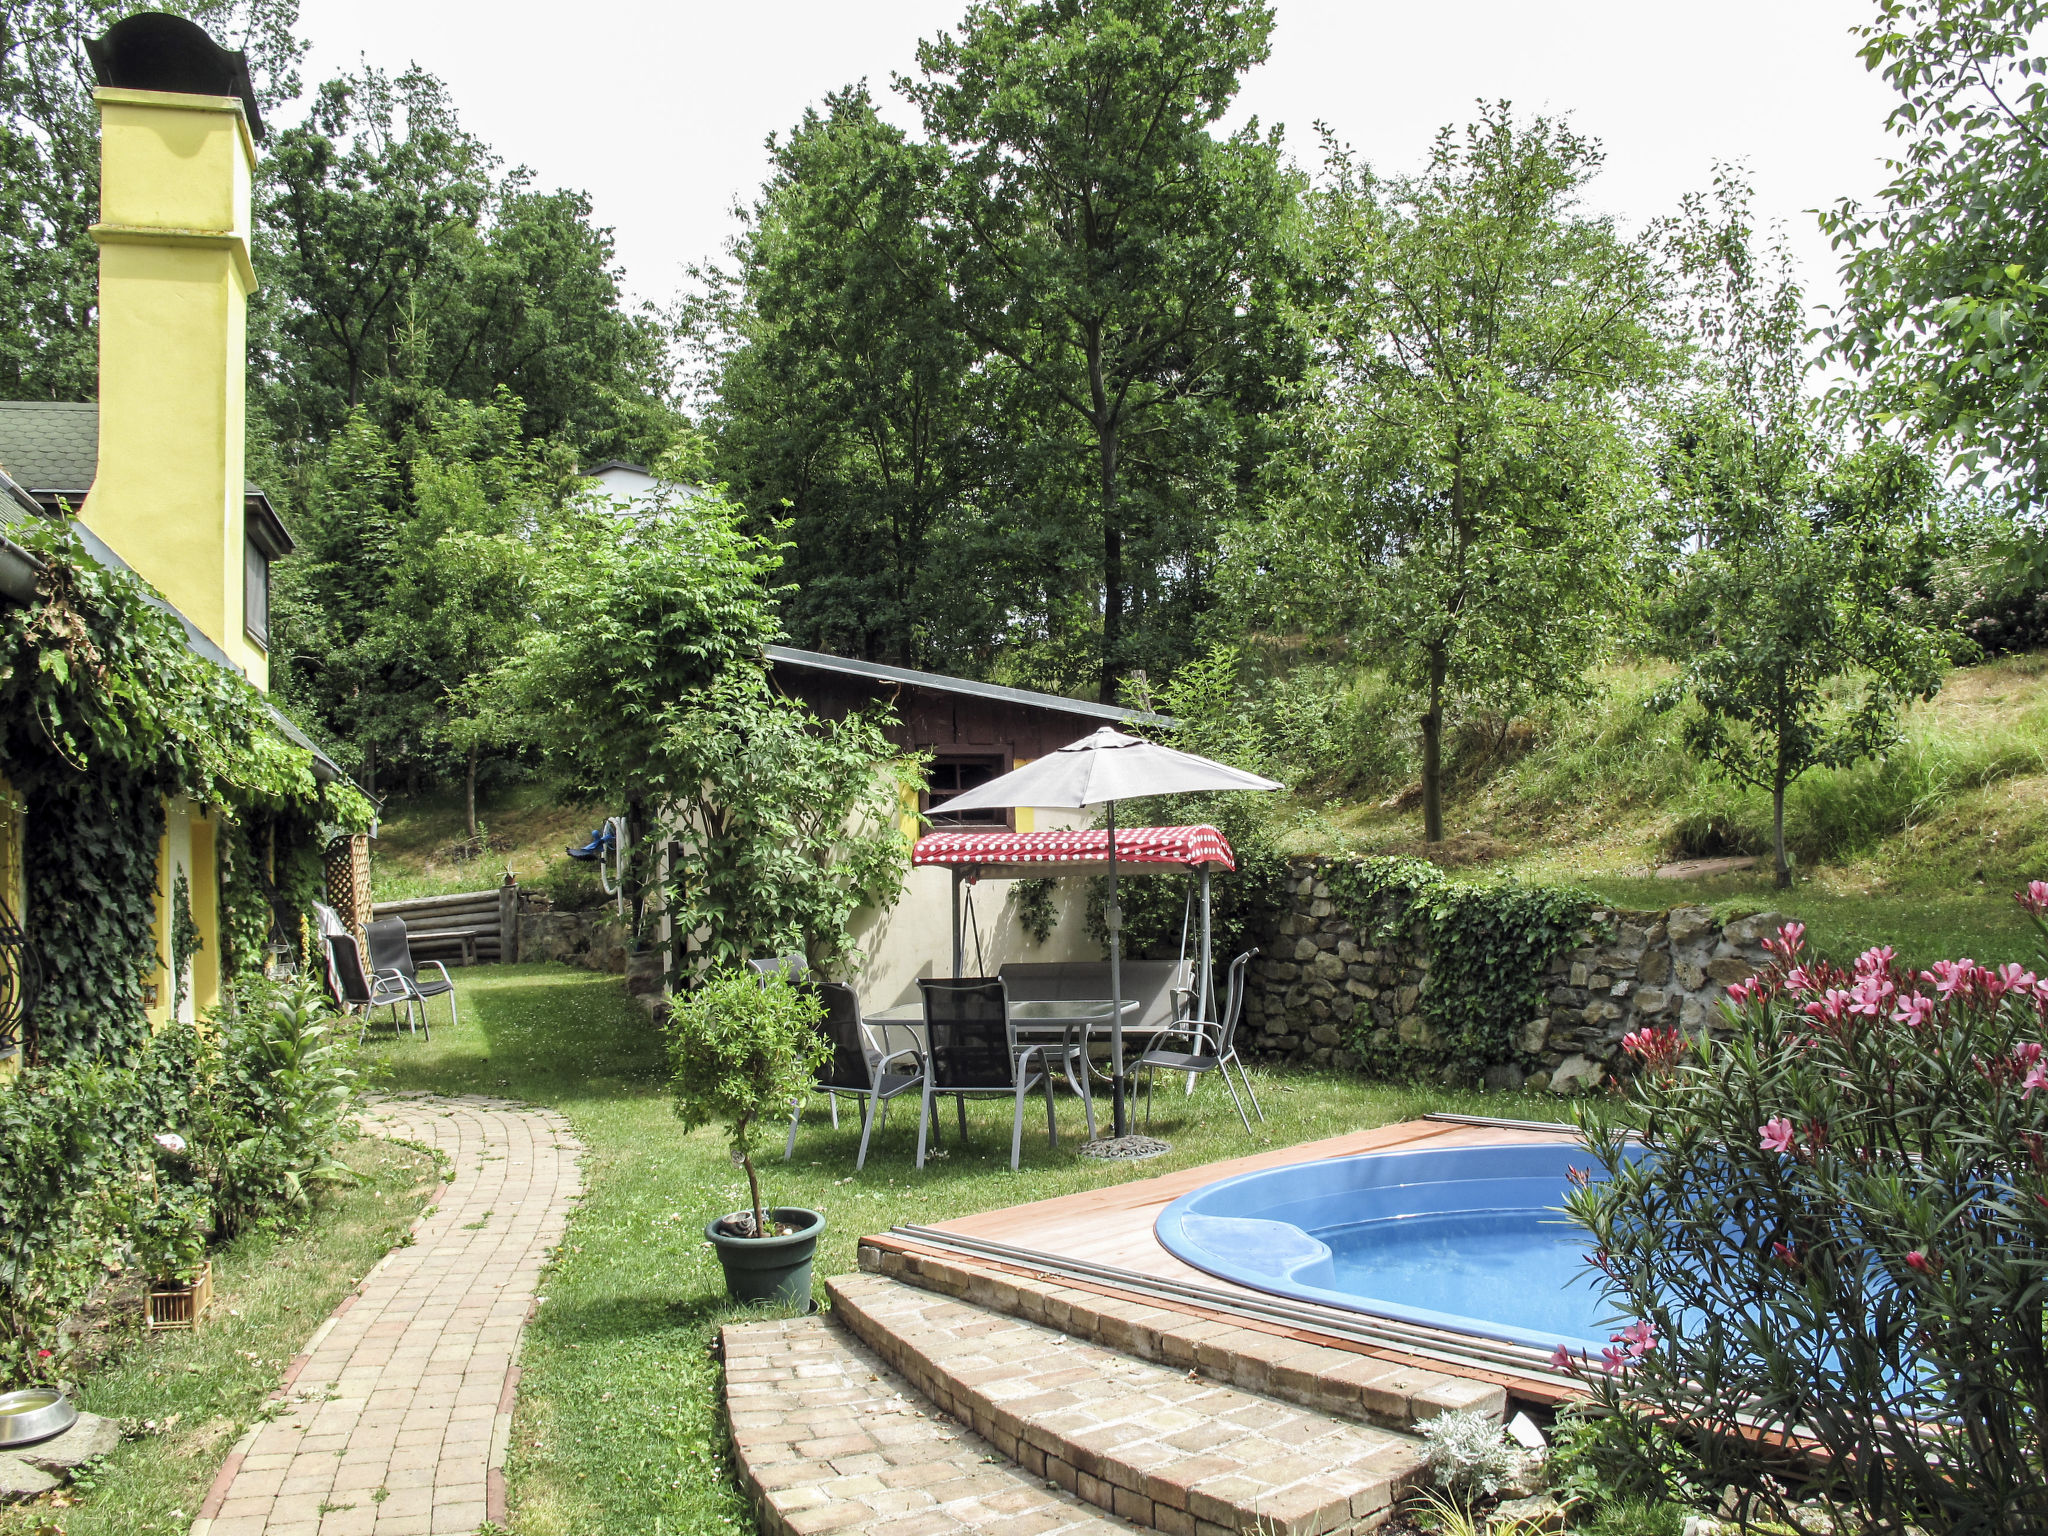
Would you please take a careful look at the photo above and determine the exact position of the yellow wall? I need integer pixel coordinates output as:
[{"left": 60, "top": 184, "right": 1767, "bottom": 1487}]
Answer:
[{"left": 86, "top": 87, "right": 266, "bottom": 690}]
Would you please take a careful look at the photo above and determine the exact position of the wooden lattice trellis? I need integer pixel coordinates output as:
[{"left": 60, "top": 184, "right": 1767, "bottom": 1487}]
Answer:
[{"left": 323, "top": 834, "right": 372, "bottom": 952}]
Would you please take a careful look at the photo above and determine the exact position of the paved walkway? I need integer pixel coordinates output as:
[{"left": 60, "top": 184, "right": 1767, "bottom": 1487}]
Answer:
[{"left": 192, "top": 1094, "right": 583, "bottom": 1536}]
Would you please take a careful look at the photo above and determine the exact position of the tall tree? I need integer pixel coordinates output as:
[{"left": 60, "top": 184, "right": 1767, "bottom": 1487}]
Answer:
[
  {"left": 0, "top": 0, "right": 302, "bottom": 398},
  {"left": 697, "top": 86, "right": 990, "bottom": 668},
  {"left": 905, "top": 0, "right": 1299, "bottom": 700},
  {"left": 1656, "top": 176, "right": 1953, "bottom": 887},
  {"left": 252, "top": 64, "right": 672, "bottom": 467},
  {"left": 1241, "top": 108, "right": 1669, "bottom": 841},
  {"left": 1823, "top": 0, "right": 2048, "bottom": 505}
]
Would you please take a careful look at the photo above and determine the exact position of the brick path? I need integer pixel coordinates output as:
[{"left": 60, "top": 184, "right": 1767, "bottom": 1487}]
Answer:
[{"left": 191, "top": 1094, "right": 582, "bottom": 1536}]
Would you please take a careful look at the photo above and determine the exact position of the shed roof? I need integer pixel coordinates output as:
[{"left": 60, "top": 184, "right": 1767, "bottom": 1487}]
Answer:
[
  {"left": 0, "top": 400, "right": 294, "bottom": 554},
  {"left": 766, "top": 645, "right": 1173, "bottom": 730}
]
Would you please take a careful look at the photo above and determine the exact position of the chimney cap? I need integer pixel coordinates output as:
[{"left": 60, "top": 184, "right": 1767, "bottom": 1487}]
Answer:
[{"left": 85, "top": 12, "right": 264, "bottom": 142}]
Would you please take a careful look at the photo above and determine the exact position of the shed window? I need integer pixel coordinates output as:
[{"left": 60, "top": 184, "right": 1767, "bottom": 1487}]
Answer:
[
  {"left": 244, "top": 535, "right": 269, "bottom": 647},
  {"left": 923, "top": 754, "right": 1009, "bottom": 827}
]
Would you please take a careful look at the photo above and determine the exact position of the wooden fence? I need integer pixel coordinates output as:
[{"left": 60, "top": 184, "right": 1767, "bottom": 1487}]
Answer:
[{"left": 370, "top": 883, "right": 518, "bottom": 966}]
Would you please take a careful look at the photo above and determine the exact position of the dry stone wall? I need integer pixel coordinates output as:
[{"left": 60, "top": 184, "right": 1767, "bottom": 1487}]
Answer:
[{"left": 1241, "top": 861, "right": 1786, "bottom": 1093}]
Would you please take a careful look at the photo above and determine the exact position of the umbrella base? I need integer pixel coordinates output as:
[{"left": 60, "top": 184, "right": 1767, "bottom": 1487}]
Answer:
[{"left": 1077, "top": 1134, "right": 1171, "bottom": 1162}]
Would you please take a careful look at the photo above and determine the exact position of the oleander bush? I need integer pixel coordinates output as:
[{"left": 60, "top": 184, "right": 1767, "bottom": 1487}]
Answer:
[
  {"left": 1564, "top": 896, "right": 2048, "bottom": 1533},
  {"left": 0, "top": 976, "right": 359, "bottom": 1384}
]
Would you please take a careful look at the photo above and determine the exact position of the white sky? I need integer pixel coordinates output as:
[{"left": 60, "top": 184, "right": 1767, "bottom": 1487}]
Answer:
[{"left": 295, "top": 0, "right": 1904, "bottom": 322}]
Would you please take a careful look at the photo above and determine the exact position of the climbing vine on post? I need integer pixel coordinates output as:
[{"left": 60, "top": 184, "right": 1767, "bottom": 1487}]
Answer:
[{"left": 1324, "top": 857, "right": 1594, "bottom": 1079}]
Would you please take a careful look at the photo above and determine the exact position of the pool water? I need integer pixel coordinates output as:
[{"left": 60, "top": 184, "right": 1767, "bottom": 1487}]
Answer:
[
  {"left": 1323, "top": 1210, "right": 1605, "bottom": 1345},
  {"left": 1155, "top": 1141, "right": 1629, "bottom": 1353}
]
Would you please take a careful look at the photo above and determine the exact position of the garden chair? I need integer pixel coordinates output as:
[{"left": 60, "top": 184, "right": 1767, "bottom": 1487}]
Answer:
[
  {"left": 915, "top": 977, "right": 1058, "bottom": 1172},
  {"left": 366, "top": 916, "right": 457, "bottom": 1033},
  {"left": 748, "top": 952, "right": 810, "bottom": 986},
  {"left": 326, "top": 932, "right": 421, "bottom": 1042},
  {"left": 783, "top": 982, "right": 924, "bottom": 1170},
  {"left": 1137, "top": 949, "right": 1264, "bottom": 1135}
]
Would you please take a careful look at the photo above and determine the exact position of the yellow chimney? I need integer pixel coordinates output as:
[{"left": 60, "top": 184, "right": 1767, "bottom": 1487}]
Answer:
[{"left": 84, "top": 15, "right": 268, "bottom": 689}]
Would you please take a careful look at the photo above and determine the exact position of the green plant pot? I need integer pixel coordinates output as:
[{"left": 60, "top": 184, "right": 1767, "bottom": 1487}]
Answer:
[{"left": 706, "top": 1207, "right": 825, "bottom": 1308}]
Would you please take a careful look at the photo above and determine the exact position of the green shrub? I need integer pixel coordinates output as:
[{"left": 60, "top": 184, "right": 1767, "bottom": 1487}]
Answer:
[
  {"left": 666, "top": 970, "right": 827, "bottom": 1237},
  {"left": 1566, "top": 911, "right": 2048, "bottom": 1531},
  {"left": 0, "top": 976, "right": 358, "bottom": 1384}
]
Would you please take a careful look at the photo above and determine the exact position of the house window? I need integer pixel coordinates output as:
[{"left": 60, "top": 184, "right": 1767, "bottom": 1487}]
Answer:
[
  {"left": 924, "top": 754, "right": 1010, "bottom": 827},
  {"left": 244, "top": 535, "right": 269, "bottom": 647}
]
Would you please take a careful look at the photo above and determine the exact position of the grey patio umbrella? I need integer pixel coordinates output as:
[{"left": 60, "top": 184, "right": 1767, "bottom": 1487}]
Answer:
[{"left": 932, "top": 726, "right": 1282, "bottom": 1139}]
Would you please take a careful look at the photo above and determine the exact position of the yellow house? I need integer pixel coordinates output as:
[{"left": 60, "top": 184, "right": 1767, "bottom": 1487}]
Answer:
[{"left": 0, "top": 13, "right": 346, "bottom": 1056}]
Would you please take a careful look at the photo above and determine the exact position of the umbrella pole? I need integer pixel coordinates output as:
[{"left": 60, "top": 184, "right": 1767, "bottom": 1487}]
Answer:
[
  {"left": 951, "top": 868, "right": 963, "bottom": 979},
  {"left": 1200, "top": 866, "right": 1213, "bottom": 1025},
  {"left": 1108, "top": 801, "right": 1126, "bottom": 1139}
]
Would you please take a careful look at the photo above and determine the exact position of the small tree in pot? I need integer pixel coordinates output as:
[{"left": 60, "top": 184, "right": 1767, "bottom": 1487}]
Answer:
[{"left": 667, "top": 968, "right": 830, "bottom": 1304}]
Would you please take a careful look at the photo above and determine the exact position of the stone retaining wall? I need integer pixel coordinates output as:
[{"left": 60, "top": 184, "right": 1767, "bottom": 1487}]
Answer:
[
  {"left": 516, "top": 907, "right": 628, "bottom": 975},
  {"left": 1242, "top": 861, "right": 1786, "bottom": 1093}
]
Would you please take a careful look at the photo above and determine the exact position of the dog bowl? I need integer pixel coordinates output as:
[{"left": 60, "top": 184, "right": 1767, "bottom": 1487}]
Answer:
[{"left": 0, "top": 1387, "right": 76, "bottom": 1447}]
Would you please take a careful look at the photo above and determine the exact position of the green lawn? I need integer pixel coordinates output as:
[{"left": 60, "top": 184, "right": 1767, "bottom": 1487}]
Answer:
[
  {"left": 361, "top": 963, "right": 1574, "bottom": 1536},
  {"left": 0, "top": 1137, "right": 438, "bottom": 1536}
]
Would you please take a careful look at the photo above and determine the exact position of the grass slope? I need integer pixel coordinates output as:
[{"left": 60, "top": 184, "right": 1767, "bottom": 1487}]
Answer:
[
  {"left": 364, "top": 964, "right": 1571, "bottom": 1536},
  {"left": 0, "top": 1137, "right": 438, "bottom": 1536},
  {"left": 370, "top": 782, "right": 596, "bottom": 904}
]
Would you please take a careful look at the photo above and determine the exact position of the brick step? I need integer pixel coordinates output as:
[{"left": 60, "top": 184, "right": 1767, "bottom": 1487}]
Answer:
[
  {"left": 722, "top": 1312, "right": 1144, "bottom": 1536},
  {"left": 859, "top": 1240, "right": 1506, "bottom": 1433},
  {"left": 829, "top": 1272, "right": 1435, "bottom": 1536}
]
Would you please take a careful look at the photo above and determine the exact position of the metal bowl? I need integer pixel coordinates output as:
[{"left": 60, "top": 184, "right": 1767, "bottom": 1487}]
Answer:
[{"left": 0, "top": 1387, "right": 76, "bottom": 1447}]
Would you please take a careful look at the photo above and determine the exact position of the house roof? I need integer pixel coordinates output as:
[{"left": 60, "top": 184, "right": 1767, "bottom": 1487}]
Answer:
[
  {"left": 765, "top": 645, "right": 1174, "bottom": 729},
  {"left": 0, "top": 401, "right": 295, "bottom": 555}
]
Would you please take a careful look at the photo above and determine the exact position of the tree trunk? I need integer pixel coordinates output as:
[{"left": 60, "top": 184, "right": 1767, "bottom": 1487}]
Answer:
[
  {"left": 1421, "top": 645, "right": 1448, "bottom": 843},
  {"left": 1087, "top": 324, "right": 1123, "bottom": 706},
  {"left": 740, "top": 1120, "right": 767, "bottom": 1235},
  {"left": 1772, "top": 766, "right": 1791, "bottom": 890},
  {"left": 464, "top": 742, "right": 478, "bottom": 840}
]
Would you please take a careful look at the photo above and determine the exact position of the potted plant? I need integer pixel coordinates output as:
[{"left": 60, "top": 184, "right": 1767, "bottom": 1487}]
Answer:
[
  {"left": 129, "top": 1168, "right": 215, "bottom": 1331},
  {"left": 667, "top": 967, "right": 830, "bottom": 1306}
]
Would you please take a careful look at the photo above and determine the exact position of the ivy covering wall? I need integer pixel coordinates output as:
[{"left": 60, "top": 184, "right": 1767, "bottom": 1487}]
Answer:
[{"left": 0, "top": 522, "right": 372, "bottom": 1063}]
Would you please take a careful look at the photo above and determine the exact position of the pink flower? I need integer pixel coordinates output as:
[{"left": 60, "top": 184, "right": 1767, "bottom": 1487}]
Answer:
[
  {"left": 1616, "top": 1319, "right": 1659, "bottom": 1357},
  {"left": 2026, "top": 1062, "right": 2048, "bottom": 1100},
  {"left": 1759, "top": 1117, "right": 1797, "bottom": 1155},
  {"left": 1802, "top": 989, "right": 1853, "bottom": 1024},
  {"left": 1772, "top": 1241, "right": 1799, "bottom": 1269},
  {"left": 1599, "top": 1345, "right": 1629, "bottom": 1374},
  {"left": 1848, "top": 975, "right": 1895, "bottom": 1018},
  {"left": 1855, "top": 945, "right": 1897, "bottom": 977},
  {"left": 1892, "top": 993, "right": 1936, "bottom": 1030},
  {"left": 1926, "top": 960, "right": 1977, "bottom": 1000},
  {"left": 2019, "top": 881, "right": 2048, "bottom": 916},
  {"left": 1726, "top": 978, "right": 1755, "bottom": 1006},
  {"left": 1767, "top": 922, "right": 1807, "bottom": 959},
  {"left": 1905, "top": 1249, "right": 1938, "bottom": 1275},
  {"left": 1548, "top": 1344, "right": 1577, "bottom": 1372},
  {"left": 1785, "top": 965, "right": 1817, "bottom": 996},
  {"left": 2000, "top": 964, "right": 2039, "bottom": 996}
]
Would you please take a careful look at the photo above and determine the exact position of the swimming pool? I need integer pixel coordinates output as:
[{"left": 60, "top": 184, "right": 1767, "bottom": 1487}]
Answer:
[{"left": 1154, "top": 1141, "right": 1623, "bottom": 1354}]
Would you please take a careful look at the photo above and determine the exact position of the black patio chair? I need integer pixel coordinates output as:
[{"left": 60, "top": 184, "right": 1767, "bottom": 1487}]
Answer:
[
  {"left": 915, "top": 977, "right": 1056, "bottom": 1171},
  {"left": 783, "top": 982, "right": 923, "bottom": 1171},
  {"left": 327, "top": 933, "right": 420, "bottom": 1043},
  {"left": 748, "top": 952, "right": 810, "bottom": 986},
  {"left": 1138, "top": 949, "right": 1264, "bottom": 1135},
  {"left": 366, "top": 916, "right": 456, "bottom": 1034}
]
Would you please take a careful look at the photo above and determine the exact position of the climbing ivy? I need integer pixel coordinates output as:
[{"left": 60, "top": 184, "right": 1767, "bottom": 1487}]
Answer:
[
  {"left": 0, "top": 523, "right": 370, "bottom": 1060},
  {"left": 216, "top": 818, "right": 276, "bottom": 998},
  {"left": 1324, "top": 857, "right": 1595, "bottom": 1079},
  {"left": 1013, "top": 878, "right": 1059, "bottom": 944},
  {"left": 169, "top": 866, "right": 201, "bottom": 1015}
]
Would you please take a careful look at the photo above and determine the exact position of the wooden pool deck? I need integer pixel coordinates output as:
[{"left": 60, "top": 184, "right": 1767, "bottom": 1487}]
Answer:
[{"left": 859, "top": 1115, "right": 1587, "bottom": 1408}]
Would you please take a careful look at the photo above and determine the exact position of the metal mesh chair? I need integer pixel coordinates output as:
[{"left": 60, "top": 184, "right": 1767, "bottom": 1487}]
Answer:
[
  {"left": 1137, "top": 949, "right": 1263, "bottom": 1134},
  {"left": 915, "top": 976, "right": 1056, "bottom": 1171},
  {"left": 748, "top": 952, "right": 810, "bottom": 986},
  {"left": 326, "top": 933, "right": 419, "bottom": 1042},
  {"left": 366, "top": 916, "right": 455, "bottom": 1034},
  {"left": 783, "top": 982, "right": 923, "bottom": 1170}
]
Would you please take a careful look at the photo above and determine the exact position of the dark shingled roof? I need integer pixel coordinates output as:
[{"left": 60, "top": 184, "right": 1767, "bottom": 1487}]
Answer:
[{"left": 0, "top": 400, "right": 293, "bottom": 553}]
